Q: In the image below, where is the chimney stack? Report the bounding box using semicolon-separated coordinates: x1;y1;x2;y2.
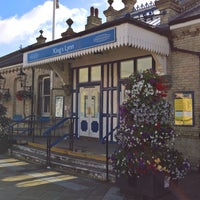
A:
155;0;181;24
85;7;102;30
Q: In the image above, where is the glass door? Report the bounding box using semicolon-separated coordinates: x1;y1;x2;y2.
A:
79;86;100;138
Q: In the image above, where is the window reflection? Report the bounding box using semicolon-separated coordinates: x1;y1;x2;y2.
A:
120;60;134;78
91;66;101;81
79;68;88;82
137;57;152;72
80;88;99;118
42;77;50;115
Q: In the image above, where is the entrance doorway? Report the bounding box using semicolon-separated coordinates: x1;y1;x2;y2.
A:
79;86;100;138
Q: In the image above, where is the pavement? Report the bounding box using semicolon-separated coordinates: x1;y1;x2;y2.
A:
3;135;200;200
0;153;124;200
0;153;200;200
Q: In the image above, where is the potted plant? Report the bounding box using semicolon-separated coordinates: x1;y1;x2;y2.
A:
111;70;190;199
16;90;32;101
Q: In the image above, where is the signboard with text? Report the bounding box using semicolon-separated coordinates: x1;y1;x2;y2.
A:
27;28;116;63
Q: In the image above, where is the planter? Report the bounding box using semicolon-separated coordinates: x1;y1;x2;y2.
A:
0;139;9;154
0;135;14;154
116;173;167;199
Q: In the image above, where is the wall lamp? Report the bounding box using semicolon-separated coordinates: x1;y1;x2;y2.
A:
17;68;27;88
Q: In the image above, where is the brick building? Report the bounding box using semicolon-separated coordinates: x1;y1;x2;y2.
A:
0;0;199;167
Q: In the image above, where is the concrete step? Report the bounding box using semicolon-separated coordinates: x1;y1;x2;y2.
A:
11;144;115;182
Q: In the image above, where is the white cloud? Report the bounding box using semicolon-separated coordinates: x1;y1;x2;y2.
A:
112;0;124;10
0;0;88;55
0;0;155;56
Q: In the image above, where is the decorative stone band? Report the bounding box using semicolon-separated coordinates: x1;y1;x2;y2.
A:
23;23;169;68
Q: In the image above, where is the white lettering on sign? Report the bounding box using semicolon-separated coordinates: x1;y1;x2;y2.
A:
93;34;110;43
53;44;75;55
29;52;39;60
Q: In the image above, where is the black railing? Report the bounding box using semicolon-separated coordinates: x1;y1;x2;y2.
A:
6;115;36;153
102;126;119;182
42;116;78;168
9;114;35;137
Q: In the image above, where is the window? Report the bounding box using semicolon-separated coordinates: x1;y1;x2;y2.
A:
120;56;154;79
79;68;88;82
120;56;154;106
42;77;50;116
137;57;153;72
120;60;134;78
91;65;101;81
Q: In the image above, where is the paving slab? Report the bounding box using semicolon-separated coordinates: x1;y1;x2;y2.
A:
0;154;125;200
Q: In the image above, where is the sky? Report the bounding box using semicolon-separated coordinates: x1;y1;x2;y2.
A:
0;0;155;57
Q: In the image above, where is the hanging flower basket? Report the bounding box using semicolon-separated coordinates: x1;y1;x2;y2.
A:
16;90;32;101
2;91;11;101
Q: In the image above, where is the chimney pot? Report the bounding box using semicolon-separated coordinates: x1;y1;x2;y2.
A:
95;8;99;17
90;7;94;16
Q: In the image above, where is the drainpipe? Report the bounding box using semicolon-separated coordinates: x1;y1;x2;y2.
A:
199;55;200;173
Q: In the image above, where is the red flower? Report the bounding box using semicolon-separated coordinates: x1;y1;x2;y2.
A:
16;95;22;101
160;93;167;97
155;82;167;91
155;123;160;129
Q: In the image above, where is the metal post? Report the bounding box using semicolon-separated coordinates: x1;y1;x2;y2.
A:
69;118;74;151
50;0;56;114
10;126;14;154
106;134;109;182
46;132;51;168
52;0;56;40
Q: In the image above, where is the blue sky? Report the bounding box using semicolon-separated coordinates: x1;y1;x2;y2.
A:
0;0;153;57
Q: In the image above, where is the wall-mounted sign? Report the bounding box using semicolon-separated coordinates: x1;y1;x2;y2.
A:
27;28;116;63
174;92;194;126
55;96;64;118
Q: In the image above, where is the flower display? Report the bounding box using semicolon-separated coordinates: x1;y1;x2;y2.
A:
0;91;11;101
111;70;190;181
16;90;32;101
3;91;11;101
